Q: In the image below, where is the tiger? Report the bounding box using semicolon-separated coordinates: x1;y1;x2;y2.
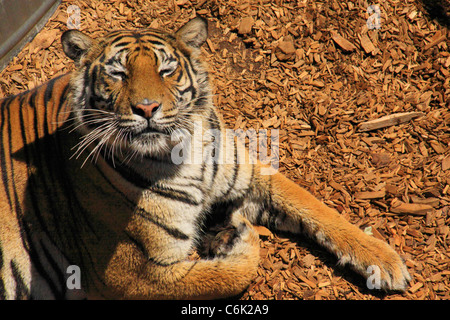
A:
0;17;411;299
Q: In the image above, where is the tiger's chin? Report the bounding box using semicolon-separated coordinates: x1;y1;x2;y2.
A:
128;133;171;157
120;131;186;164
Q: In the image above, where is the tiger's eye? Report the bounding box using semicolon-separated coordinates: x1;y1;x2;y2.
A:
109;70;127;81
159;62;178;77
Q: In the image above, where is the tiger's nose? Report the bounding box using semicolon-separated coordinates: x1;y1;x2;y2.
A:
133;100;161;119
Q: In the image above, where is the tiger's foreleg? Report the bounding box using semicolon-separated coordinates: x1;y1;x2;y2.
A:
104;213;260;299
246;163;411;291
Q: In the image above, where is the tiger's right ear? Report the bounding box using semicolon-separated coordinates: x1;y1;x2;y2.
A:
61;30;94;64
176;17;208;51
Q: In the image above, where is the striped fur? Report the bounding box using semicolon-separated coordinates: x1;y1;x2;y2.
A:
0;18;410;299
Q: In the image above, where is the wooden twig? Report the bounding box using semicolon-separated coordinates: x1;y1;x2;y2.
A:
357;112;425;132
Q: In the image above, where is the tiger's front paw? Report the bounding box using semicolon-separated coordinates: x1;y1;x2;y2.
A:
343;237;411;291
206;226;239;256
227;213;261;257
200;213;260;258
368;241;411;291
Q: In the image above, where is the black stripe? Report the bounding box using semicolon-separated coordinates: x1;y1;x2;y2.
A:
10;260;30;299
105;32;127;42
43;76;57;109
209;111;221;186
0;98;14;210
99;53;106;63
114;47;132;57
135;208;190;240
255;205;264;226
0;241;5;299
0;278;5;299
146;256;178;267
42;74;68;121
248;162;255;191
112;40;133;49
0;240;3;269
20;223;61;299
91;65;99;91
200;161;207;186
38;238;66;297
141;45;153;53
175;68;184;82
145;31;175;41
178;85;196;98
172;49;183;61
8;95;27;220
124;231;179;267
194;96;208;108
140;44;155;53
43;79;56;136
105;55;121;66
124;231;147;257
80;62;92;103
149;186;202;206
156;114;177;122
28;88;38;109
158;180;204;195
147;39;170;47
222;142;239;198
179;59;197;97
57;85;70;113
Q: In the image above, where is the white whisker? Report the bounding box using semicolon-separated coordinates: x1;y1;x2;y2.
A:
79;122;119;168
70;121;118;165
68;117;115;133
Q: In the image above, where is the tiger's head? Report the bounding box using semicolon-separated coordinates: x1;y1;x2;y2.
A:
61;17;211;163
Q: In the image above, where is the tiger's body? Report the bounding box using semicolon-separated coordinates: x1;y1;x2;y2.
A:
0;18;410;299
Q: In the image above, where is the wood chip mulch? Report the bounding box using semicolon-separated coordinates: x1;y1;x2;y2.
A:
0;0;448;300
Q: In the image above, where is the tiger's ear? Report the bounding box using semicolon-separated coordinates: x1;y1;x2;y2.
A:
61;30;94;64
175;17;208;50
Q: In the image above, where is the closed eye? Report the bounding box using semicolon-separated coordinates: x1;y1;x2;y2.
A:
105;63;128;81
109;70;127;81
159;60;178;77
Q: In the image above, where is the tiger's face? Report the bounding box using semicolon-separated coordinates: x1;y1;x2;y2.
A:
62;18;211;162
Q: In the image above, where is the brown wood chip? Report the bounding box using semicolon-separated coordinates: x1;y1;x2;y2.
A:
331;31;356;52
357;112;425;132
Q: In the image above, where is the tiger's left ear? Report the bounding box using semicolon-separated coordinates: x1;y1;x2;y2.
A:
61;30;94;65
176;17;208;50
